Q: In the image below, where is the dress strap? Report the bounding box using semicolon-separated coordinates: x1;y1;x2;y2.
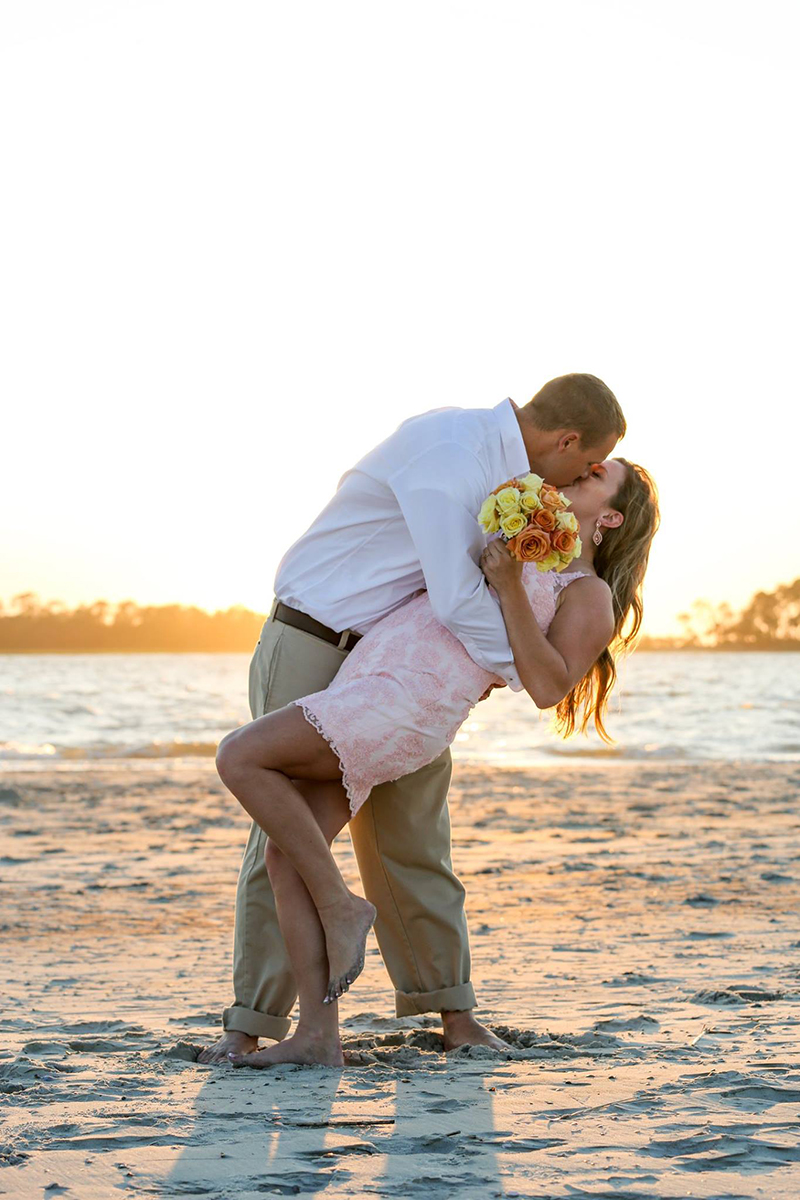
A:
553;568;592;587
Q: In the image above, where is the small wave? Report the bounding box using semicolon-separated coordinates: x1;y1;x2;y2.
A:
540;744;625;759
0;740;219;761
127;741;218;759
0;742;58;759
539;743;690;760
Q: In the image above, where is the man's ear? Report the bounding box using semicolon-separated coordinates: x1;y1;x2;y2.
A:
558;430;580;451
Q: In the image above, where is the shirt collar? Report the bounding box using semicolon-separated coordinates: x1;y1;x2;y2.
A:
494;397;530;477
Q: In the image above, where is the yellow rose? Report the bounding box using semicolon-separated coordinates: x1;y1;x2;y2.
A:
499;511;527;538
478;494;500;534
520;489;542;512
555;510;578;533
573;534;582;558
535;549;563;573
518;472;544;493
495;486;521;513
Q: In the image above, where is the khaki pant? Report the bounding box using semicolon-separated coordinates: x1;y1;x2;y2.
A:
222;603;476;1040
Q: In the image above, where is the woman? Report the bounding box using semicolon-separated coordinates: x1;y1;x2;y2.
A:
215;457;659;1067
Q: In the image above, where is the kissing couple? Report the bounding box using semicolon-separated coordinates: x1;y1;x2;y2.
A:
200;373;659;1068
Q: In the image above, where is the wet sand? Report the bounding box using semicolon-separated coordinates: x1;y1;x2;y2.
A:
2;759;800;1198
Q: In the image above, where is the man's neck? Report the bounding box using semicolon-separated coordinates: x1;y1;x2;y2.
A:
510;400;548;477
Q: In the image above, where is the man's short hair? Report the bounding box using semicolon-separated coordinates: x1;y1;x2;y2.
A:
525;374;626;446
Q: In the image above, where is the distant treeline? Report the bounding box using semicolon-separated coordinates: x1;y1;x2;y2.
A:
0;593;267;652
1;578;798;652
639;576;800;651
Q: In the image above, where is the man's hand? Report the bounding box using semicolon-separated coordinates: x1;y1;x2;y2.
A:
477;681;507;702
479;538;523;592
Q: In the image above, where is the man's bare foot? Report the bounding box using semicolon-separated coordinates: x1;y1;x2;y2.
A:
319;893;376;1004
198;1029;259;1065
441;1010;509;1053
228;1030;344;1068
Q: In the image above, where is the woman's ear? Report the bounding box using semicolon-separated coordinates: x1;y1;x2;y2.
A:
602;509;624;530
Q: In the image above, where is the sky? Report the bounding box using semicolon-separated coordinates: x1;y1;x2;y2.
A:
2;0;798;636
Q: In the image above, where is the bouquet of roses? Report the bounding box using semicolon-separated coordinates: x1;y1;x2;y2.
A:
477;473;582;571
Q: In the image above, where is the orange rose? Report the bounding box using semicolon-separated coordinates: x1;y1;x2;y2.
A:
552;529;577;555
508;525;551;562
532;508;557;531
492;478;520;495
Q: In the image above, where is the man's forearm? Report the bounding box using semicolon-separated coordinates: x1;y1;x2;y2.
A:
429;588;523;690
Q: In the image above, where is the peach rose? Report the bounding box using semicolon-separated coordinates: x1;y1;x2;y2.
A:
552;529;577;555
532;508;557;531
540;488;569;511
508;525;551;562
492;478;521;495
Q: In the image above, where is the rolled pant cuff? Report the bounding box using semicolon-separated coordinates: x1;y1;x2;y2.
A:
223;1004;292;1042
394;981;477;1017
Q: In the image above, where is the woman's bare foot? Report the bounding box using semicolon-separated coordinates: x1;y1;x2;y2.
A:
198;1029;259;1065
319;893;377;1005
228;1030;344;1068
441;1010;509;1053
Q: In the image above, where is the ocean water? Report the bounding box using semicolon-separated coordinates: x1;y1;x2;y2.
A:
0;651;798;770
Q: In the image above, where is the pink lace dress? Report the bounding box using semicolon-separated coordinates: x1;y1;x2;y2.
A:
293;566;591;816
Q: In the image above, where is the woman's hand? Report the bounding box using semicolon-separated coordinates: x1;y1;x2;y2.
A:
479;538;523;592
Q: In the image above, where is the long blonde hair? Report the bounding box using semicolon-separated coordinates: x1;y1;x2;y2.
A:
554;457;660;743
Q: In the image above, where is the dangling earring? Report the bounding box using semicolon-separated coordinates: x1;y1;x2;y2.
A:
592;520;604;547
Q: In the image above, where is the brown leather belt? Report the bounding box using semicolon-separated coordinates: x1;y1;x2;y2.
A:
273;601;362;652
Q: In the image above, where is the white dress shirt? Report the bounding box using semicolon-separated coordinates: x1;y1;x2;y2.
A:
273;397;531;690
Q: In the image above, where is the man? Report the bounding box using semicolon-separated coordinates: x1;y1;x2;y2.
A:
200;372;625;1064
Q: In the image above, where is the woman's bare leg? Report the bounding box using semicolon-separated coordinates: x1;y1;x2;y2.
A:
216;705;376;1003
228;780;353;1068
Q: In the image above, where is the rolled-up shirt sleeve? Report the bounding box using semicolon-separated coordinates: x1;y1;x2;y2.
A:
388;441;523;691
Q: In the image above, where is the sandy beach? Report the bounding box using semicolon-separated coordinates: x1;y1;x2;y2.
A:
2;758;800;1198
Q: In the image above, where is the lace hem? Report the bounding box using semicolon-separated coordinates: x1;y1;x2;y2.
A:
292;699;365;818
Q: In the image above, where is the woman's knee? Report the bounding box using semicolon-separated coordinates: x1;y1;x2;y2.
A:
216;729;251;790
